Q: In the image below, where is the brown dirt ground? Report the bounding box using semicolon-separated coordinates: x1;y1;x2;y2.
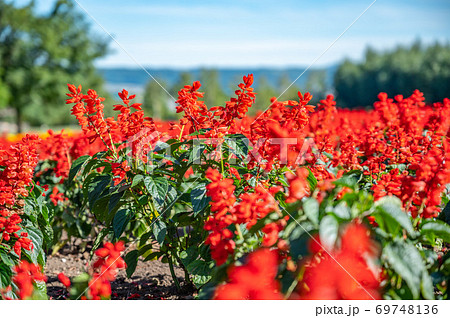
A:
45;243;196;300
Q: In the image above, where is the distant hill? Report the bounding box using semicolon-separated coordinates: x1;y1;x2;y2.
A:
99;66;338;97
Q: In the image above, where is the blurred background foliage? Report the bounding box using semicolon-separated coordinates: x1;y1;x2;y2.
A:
0;0;108;131
334;41;450;108
0;0;449;130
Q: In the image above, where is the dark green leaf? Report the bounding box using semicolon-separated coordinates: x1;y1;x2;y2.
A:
188;143;205;164
113;209;132;238
191;183;211;216
0;264;12;290
306;168;318;192
144;176;169;209
87;175;112;207
186;259;214;288
333;171;361;189
225;134;249;159
152;220;167;245
68;155;90;183
125;250;139;278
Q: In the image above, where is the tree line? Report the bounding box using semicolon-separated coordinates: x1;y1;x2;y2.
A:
334;41;450;108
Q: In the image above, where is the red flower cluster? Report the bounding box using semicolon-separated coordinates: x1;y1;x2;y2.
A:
0;134;39;207
89;241;126;300
176;75;256;139
285;167;310;203
250;91;315;170
0;135;39;259
37;130;71;179
67;84;117;149
205;167;282;264
176;81;208;132
0;213;33;258
296;223;381;300
12;261;47;300
214;74;255;129
214;249;282;300
57;241;126;300
204;168;237;265
328;91;450;218
49;186;66;206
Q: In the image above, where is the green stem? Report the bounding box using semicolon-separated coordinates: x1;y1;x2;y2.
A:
178;125;185;141
220;145;225;175
174;253;194;288
168;254;181;291
235;224;244;241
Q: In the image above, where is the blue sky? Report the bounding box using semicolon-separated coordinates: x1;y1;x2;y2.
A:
13;0;450;68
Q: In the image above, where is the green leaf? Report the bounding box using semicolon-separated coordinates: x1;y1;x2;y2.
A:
188;128;209;136
152;220;167;245
33;280;48;300
0;251;14;267
0;263;12;290
138;230;153;248
191;183;211;216
143;251;163;262
319;215;338;251
288;225;313;259
92;229;110;255
306;168;318;192
421;220;450;243
374;196;415;237
24;226;44;265
225;134;249;159
421;270;434;300
109;191;124;214
383;240;426;299
144;176;169;209
68;155;90;183
113;209;132;238
333;202;351;220
92;195;112;224
188;143;206;164
180;247;198;267
303;198;319;226
186;259;214;288
138;243;153;257
333;171;361;190
124;250;139;278
131;174;144;188
87;175;112;208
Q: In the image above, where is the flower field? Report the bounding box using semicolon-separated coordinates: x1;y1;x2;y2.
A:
0;74;449;300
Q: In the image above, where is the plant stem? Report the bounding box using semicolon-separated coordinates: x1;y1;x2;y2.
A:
168;254;181;291
174;253;194;288
178;125;185;141
235;224;244;241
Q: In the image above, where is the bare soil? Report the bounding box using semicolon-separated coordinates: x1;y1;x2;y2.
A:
45;244;196;300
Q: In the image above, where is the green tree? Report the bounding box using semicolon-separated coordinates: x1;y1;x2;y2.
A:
199;69;227;107
253;76;277;115
278;72;301;102
334;41;450;108
0;0;108;131
143;79;174;120
170;71;193;97
304;69;327;103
